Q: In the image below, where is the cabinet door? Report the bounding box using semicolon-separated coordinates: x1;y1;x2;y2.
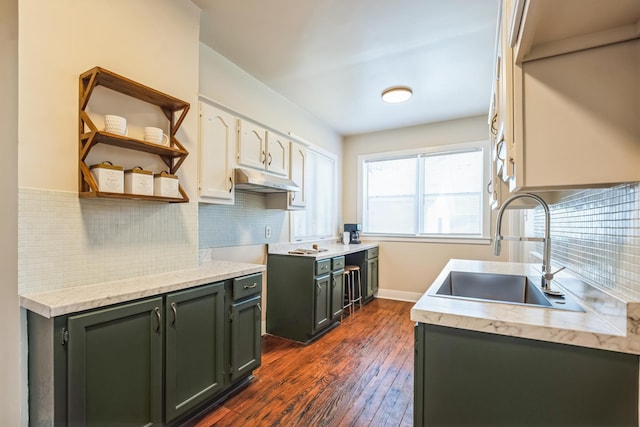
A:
367;258;379;298
313;275;331;332
331;270;345;320
165;282;225;422
265;132;290;176
289;142;306;208
67;297;163;427
237;120;266;171
230;294;262;382
198;102;236;204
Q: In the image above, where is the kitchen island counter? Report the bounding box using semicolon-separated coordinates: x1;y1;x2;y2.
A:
20;259;265;318
268;241;378;259
411;259;640;355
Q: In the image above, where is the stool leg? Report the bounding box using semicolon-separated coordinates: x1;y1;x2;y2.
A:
356;269;363;309
343;272;352;317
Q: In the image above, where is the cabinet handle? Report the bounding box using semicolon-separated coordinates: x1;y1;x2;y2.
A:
268;153;273;166
291;193;296;201
487;180;493;195
244;283;258;289
257;303;262;313
491;113;498;136
228;176;233;193
154;307;161;333
170;302;177;326
261;150;266;164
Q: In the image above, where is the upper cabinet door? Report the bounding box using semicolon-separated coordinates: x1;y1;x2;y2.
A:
265;132;290;177
237;120;267;171
289;142;306;208
198;101;235;205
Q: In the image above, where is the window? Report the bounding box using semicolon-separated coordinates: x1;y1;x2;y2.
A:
359;141;490;239
292;148;337;240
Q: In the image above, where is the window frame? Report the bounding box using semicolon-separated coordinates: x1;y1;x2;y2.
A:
291;144;338;242
357;140;491;244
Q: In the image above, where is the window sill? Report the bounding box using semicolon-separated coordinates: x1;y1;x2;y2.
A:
361;234;491;245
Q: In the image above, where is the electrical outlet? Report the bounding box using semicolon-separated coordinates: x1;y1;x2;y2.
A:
265;226;272;238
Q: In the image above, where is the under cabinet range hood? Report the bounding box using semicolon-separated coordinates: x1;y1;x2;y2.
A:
234;168;300;193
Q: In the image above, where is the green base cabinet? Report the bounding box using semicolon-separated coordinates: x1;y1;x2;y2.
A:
414;323;639;426
230;293;262;382
267;255;344;343
27;273;263;427
344;247;378;303
67;297;164;427
165;283;225;423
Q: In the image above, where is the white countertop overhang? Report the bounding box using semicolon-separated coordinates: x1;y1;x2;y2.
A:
412;259;640;355
20;259;266;318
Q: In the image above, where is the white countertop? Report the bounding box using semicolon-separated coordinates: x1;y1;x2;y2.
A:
411;259;640;355
20;259;266;318
268;241;378;259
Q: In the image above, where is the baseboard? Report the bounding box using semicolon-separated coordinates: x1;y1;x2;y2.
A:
376;288;423;303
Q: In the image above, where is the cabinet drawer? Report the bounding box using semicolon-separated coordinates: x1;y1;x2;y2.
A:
233;273;263;300
332;256;345;271
316;259;331;275
366;247;379;259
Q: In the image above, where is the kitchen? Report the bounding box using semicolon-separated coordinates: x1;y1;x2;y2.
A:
2;0;640;426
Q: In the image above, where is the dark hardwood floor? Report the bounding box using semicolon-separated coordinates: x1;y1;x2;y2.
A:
194;298;415;427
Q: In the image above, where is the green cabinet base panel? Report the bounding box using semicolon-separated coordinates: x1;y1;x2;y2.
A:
27;273;263;427
414;323;639;426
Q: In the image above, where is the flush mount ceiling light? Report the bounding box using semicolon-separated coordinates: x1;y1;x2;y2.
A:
381;86;413;103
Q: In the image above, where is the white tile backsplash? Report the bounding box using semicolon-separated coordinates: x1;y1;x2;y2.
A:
18;188;198;293
533;183;640;300
199;190;286;248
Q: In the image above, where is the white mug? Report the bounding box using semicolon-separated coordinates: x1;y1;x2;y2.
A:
143;126;169;146
104;115;127;136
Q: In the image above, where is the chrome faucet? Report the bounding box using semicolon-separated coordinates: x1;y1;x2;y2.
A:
494;193;565;294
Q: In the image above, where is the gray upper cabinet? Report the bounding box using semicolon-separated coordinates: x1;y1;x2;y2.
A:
165;282;225;423
67;297;163;427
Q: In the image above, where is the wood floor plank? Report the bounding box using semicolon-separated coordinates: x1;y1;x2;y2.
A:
193;298;414;427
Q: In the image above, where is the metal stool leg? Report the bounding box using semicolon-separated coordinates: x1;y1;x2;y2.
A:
343;271;353;317
349;269;362;311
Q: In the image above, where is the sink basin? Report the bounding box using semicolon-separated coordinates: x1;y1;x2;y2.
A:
434;271;584;312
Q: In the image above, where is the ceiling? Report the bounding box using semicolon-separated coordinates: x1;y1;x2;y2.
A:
193;0;501;136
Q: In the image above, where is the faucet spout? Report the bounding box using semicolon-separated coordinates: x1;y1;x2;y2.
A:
494;193;555;290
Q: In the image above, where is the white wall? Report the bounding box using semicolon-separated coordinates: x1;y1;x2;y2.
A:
343;116;508;298
0;0;20;424
19;0;200;195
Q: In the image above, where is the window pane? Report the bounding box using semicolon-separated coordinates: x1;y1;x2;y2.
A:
422;150;483;234
423;194;481;234
364;158;416;234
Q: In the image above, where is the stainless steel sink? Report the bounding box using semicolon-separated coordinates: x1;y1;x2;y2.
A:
434;271;584;312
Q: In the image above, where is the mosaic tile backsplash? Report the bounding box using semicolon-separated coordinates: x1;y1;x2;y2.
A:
533;183;640;300
18;188;198;293
199;190;286;248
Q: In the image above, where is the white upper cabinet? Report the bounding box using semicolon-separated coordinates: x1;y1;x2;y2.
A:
265;132;290;177
514;0;640;64
288;141;306;209
237;120;267;171
237;120;289;177
198;101;236;205
265;140;306;210
491;0;640;192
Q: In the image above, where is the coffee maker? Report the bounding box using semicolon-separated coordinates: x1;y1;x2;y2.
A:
344;223;362;244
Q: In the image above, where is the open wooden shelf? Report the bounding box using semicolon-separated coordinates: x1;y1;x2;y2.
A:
79;67;190;203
